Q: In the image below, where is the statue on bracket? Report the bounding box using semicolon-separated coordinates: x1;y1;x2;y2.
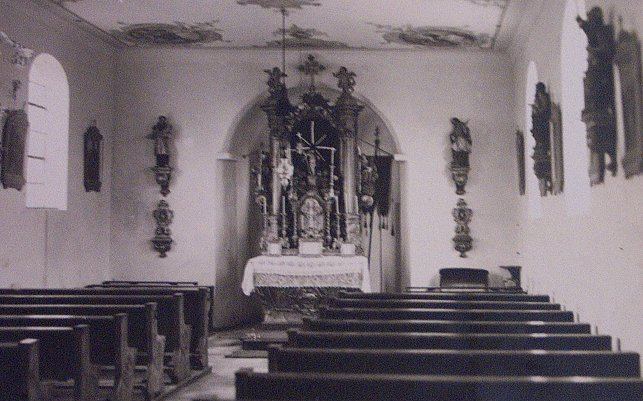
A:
83;122;103;192
147;116;173;196
531;82;553;196
449;118;472;195
151;199;173;258
452;198;473;258
578;7;618;185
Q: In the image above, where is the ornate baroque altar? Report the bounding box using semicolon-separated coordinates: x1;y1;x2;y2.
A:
243;55;375;316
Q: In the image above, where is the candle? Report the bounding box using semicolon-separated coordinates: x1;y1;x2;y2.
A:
282;195;286;215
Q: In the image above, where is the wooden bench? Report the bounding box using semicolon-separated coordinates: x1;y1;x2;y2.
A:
0;293;191;383
319;307;575;322
0;325;98;401
303;318;592;334
98;282;216;333
329;298;561;310
286;330;613;351
0;339;41;401
268;346;641;377
0;314;136;401
235;370;643;401
338;291;550;302
0;303;165;397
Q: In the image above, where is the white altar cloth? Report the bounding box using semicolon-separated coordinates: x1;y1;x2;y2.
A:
241;255;371;296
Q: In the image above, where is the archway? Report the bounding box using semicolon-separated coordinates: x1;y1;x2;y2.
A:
221;85;404;292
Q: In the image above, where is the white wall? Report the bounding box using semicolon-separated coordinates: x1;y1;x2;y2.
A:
112;48;519;327
0;0;116;287
509;0;643;355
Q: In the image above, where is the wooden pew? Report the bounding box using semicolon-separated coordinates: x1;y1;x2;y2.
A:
0;339;41;401
268;346;641;377
0;314;136;401
286;329;613;351
329;298;561;310
235;369;643;401
95;282;216;335
0;287;210;369
303;318;592;334
0;303;164;397
338;291;550;302
0;293;191;381
319;307;575;322
0;325;99;401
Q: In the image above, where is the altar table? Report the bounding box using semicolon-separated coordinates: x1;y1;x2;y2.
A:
242;255;371;295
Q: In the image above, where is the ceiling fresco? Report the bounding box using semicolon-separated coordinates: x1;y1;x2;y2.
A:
50;0;509;49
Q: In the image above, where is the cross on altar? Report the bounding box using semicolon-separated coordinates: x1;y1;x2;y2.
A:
298;55;326;90
293;120;337;192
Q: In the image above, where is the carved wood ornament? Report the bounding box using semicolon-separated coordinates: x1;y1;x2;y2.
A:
578;7;618;185
452;198;473;258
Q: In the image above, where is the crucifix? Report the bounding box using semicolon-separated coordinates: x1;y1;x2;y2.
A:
298;54;325;90
294;120;337;191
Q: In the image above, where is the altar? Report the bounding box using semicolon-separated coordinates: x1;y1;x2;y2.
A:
242;255;371;315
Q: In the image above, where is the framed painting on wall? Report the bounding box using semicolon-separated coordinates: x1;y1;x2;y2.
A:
516;130;526;195
550;101;564;195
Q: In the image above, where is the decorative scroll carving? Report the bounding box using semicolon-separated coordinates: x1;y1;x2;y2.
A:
452;198;473;258
516;130;526;196
614;27;642;178
147;116;173;196
151;200;174;258
449;118;472;195
83;123;103;192
578;7;618;185
253;286;360;316
531;82;552;196
550;102;564;195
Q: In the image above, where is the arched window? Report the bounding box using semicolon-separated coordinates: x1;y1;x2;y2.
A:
26;53;69;210
525;60;542;218
561;0;590;214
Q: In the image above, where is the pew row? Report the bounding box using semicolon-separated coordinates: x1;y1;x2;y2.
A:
0;325;98;401
0;314;136;401
328;298;561;310
0;303;165;397
285;329;612;351
319;307;575;321
0;339;41;401
267;346;641;377
338;291;550;302
235;370;643;401
0;286;209;369
302;318;592;334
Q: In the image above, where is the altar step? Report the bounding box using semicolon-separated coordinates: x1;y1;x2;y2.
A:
241;331;288;351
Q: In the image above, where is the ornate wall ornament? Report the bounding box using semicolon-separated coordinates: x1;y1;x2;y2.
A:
265;24;350;49
152;200;174;258
550;102;564;195
147;116;173;196
449;118;472;195
111;21;225;46
452;198;473;258
516;130;526;195
531;82;553;196
614;27;642;178
83;122;103;192
578;7;618;185
370;23;492;49
237;0;321;11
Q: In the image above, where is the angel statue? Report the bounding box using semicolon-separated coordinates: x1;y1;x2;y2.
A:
147;116;173;167
449;117;472;167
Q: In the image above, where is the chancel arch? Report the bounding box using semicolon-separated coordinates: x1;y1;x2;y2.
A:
220;84;404;293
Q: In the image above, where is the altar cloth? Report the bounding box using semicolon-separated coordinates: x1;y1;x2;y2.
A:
241;255;371;296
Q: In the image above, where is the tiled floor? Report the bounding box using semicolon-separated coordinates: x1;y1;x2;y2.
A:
164;330;268;401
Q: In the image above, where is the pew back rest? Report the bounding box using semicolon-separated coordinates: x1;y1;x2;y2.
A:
0;339;40;401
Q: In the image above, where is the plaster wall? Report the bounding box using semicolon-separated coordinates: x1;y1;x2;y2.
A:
509;0;643;355
0;0;116;288
112;48;519;327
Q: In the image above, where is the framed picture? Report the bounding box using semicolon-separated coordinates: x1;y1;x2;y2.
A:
550;101;564;195
516;130;526;195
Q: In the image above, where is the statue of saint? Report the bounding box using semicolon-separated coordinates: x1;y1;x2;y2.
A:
449;118;472;167
147;116;173;167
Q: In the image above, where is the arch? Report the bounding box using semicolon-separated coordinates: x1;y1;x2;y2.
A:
26;53;69;210
561;0;591;214
524;60;542;218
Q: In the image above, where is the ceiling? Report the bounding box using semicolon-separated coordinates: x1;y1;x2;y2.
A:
49;0;510;50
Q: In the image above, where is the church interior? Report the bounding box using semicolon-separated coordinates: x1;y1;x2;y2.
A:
0;0;641;400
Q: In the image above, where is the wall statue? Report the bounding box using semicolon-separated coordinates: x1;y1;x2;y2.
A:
531;82;552;196
578;7;618;185
449;117;472;195
83;122;103;192
147;116;174;196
